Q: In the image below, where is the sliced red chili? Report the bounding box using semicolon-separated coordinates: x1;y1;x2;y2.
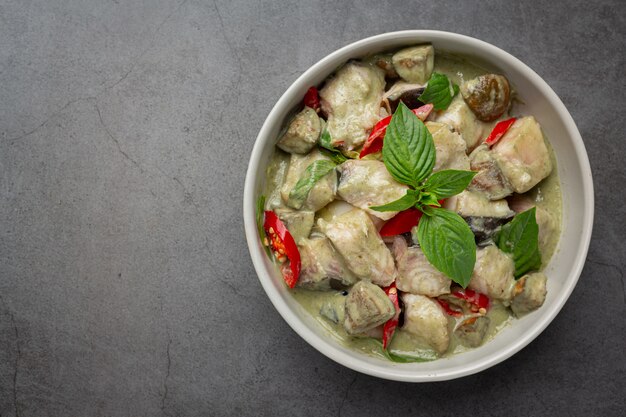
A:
485;117;516;147
359;104;434;158
263;211;301;288
451;288;490;311
436;299;463;318
379;199;444;237
382;283;400;350
380;208;423;237
303;86;320;111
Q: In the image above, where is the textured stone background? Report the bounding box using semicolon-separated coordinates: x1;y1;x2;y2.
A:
1;0;624;416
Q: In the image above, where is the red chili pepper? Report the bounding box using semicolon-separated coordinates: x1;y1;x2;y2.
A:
303;86;320;111
451;288;490;311
382;283;400;350
436;299;463;318
379;199;444;237
359;104;434;158
485;117;516;147
263;211;301;288
380;208;423;237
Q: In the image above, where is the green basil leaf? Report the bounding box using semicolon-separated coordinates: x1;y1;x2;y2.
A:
414;206;477;287
319;147;348;164
382;102;436;188
495;207;542;278
288;160;336;209
418;72;459;110
319;128;334;151
370;190;419;212
318;129;348;163
423;170;477;199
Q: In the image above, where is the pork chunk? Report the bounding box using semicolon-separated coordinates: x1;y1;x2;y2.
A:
274;208;314;243
401;293;450;354
425;122;471;172
446;191;515;219
320;63;385;150
434;95;490;152
318;208;397;286
393;237;451;296
297;237;357;290
491;116;552;193
337;160;409;221
468;245;517;301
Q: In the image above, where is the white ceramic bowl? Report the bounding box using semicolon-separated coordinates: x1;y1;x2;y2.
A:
243;30;594;382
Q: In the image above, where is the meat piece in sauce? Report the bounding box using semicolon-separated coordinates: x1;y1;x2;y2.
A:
319;62;385;150
280;149;336;211
468;144;514;200
401;293;450;354
434;95;490;152
491;116;553;194
318;208;397;286
297;236;357;290
276;106;322;154
344;281;395;335
468;245;517;301
337;160;409;221
393;237;451;297
510;272;548;317
391;45;434;84
425;122;471;172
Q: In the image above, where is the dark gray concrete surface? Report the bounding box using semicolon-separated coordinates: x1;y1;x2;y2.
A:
1;0;624;415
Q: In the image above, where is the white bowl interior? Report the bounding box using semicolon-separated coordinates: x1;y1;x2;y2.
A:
243;31;594;382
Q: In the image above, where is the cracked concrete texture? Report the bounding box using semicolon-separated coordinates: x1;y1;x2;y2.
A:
0;0;625;416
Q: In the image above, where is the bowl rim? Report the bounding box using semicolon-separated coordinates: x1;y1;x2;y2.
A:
243;30;594;382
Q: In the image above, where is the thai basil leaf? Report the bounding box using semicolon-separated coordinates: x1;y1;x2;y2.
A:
414;206;476;287
495;207;542;278
288;160;336;209
423;170;477;199
370;190;419;212
319;129;347;163
382;103;436;188
418;72;459;110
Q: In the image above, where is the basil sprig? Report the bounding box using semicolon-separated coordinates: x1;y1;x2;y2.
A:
372;103;477;287
418;72;460;110
288;159;336;209
495;207;542;278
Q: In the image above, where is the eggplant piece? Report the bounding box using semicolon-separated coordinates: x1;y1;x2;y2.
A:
510;272;547;317
343;281;395;335
464;216;512;246
389;88;425;113
392;45;434;84
454;316;491;347
468;144;514;200
276;107;322;154
461;74;511;122
274;207;314;243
